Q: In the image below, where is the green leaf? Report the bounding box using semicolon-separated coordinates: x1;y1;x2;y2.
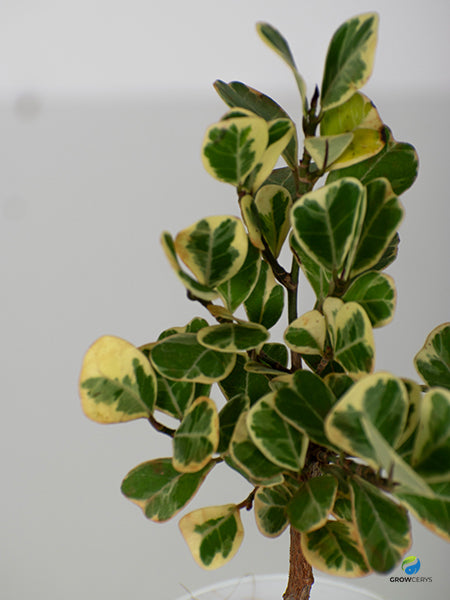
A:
218;354;271;405
412;388;450;482
179;504;244;570
394;489;450;542
197;322;269;353
371;232;400;272
161;231;217;301
173;397;219;473
265;167;298;200
230;411;284;486
202;115;268;186
256;22;307;112
349;178;404;277
343;271;396;328
327;127;418;196
254;184;292;257
254;480;298;538
290;234;331;302
284;310;326;355
217;242;261;312
250;119;295;192
80;336;157;423
150;333;236;383
332;302;375;373
304;133;354;171
247;393;309;471
321;13;379;111
395;378;422;449
213;80;298;169
350;478;411;573
302;520;370;577
154;374;195;420
324;373;357;400
288;475;338;532
325;372;408;467
414;323;450;389
121;458;214;522
320;92;385;170
291;178;366;276
175;216;248;289
218;394;249;454
275;370;336;448
244;261;284;329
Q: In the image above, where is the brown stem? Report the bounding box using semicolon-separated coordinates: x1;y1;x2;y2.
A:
283;528;314;600
148;414;176;437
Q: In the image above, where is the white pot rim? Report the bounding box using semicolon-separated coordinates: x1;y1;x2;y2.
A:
176;573;384;600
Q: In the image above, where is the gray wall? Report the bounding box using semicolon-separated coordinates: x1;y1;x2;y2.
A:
1;2;449;599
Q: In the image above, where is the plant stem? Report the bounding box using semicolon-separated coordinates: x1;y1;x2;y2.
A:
283;528;314;600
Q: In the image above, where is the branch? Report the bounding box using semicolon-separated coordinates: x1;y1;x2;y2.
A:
148;414;176;438
237;487;257;511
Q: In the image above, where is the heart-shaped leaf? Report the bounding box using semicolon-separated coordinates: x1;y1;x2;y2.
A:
179;504;244;570
288;475;338;532
254;479;299;538
244;261;284;329
80;336;157;423
333;302;375;373
284;310;327;355
217;242;261;312
254;184;292;257
197;322;269;353
343;271;396;328
414;323;450;389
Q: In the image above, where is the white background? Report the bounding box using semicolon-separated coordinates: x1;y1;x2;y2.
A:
1;1;449;599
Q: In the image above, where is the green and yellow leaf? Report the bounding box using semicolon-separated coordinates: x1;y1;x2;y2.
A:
291;178;366;276
350;477;411;573
80;336;157;423
333;302;375;374
197;322;269;353
394;488;450;542
288;475;338;532
304;133;353;171
150;333;236;383
247;393;309;471
301;520;370;577
179;504;244;570
217;242;261;312
175;216;248;289
244;261;284;329
254;480;298;538
343;271;396;328
254;184;292;257
250;119;295;191
121;458;214;522
321;13;379;111
414;323;450;389
284;310;326;355
202;116;268;186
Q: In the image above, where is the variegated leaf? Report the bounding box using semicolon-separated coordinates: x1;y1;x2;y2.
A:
197;322;269;353
250;119;295;192
179;504;244;570
284;310;326;355
154;374;195;420
288;475;338;532
343;271;396;328
333;302;375;374
244;261;284;329
161;231;217;301
275;370;336;449
247;393;309;471
394;489;450;542
412;388;450;482
302;520;370;577
291;178;366;276
173;397;219;473
217;242;261;312
218;354;271;404
150;333;236;383
327;127;418;196
254;480;298;538
325;372;408;466
256;22;307;112
230;412;284;486
414;323;450;389
218;394;249;454
350;477;411;573
80;336;157;423
395;378;422;449
213;80;298;169
290;234;331;302
121;458;214;522
254;184;292;257
175;216;248;288
349;178;404;277
321;13;379;111
202;116;268;186
304;133;353;171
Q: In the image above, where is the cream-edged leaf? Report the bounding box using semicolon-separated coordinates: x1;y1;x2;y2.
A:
197;322;269;353
284;310;326;355
414;323;450;389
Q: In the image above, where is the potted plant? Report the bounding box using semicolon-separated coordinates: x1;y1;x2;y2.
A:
79;12;449;600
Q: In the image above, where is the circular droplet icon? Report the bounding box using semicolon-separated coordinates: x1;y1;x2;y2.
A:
402;556;421;575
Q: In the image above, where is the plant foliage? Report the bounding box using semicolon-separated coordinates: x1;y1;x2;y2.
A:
80;12;449;585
